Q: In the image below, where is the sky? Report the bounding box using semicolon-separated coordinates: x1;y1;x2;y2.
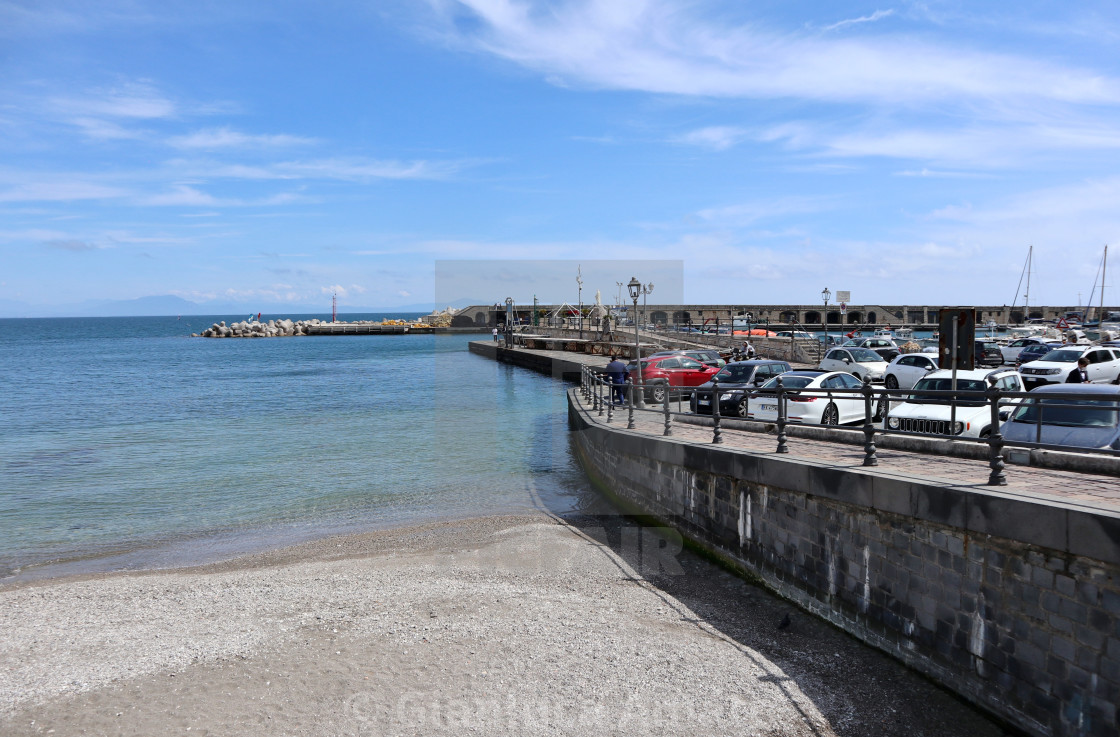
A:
2;0;1120;315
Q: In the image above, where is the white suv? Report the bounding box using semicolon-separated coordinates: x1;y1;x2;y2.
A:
1019;346;1120;390
884;368;1024;438
819;347;888;383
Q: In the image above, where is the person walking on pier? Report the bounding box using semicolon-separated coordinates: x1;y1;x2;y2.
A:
492;327;499;342
605;355;627;404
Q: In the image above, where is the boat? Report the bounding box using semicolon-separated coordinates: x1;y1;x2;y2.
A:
873;328;894;338
894;327;914;340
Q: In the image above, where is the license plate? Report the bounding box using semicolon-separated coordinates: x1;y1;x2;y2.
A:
698;399;710;405
761;404;777;412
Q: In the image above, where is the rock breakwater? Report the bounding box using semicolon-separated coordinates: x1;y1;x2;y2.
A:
194;319;317;338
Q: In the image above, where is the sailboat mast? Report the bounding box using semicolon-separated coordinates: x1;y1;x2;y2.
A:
1102;245;1108;321
1025;245;1032;317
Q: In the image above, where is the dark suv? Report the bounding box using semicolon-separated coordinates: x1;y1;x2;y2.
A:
690;360;792;416
975;340;1003;367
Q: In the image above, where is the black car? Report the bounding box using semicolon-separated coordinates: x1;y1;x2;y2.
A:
690;360;792;416
1016;342;1058;368
975;340;1003;367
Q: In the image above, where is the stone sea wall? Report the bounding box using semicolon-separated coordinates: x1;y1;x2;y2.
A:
568;390;1120;737
193;319;318;338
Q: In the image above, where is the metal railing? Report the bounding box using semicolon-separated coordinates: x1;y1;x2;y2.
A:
579;367;1120;485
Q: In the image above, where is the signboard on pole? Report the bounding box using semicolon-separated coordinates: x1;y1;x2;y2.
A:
938;308;976;371
836;291;851;303
840;302;847;315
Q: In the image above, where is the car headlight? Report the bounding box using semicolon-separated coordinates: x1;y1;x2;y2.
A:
1044;368;1062;375
886;417;900;429
952;421;964;434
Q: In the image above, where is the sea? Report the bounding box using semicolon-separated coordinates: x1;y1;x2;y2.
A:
0;315;595;582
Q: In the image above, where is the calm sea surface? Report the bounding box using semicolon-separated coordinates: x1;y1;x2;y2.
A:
0;315;593;580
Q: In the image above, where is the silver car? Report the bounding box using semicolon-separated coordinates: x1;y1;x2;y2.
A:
1002;384;1120;450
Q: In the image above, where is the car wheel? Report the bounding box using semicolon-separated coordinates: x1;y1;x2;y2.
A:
649;384;667;403
874;394;888;422
980;428;991;439
736;397;749;417
885;374;898;390
821;403;839;426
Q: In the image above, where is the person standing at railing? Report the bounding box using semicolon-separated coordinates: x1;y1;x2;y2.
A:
1066;357;1090;383
492;327;499;342
605;355;627;404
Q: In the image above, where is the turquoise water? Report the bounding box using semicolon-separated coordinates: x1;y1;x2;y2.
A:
0;316;590;579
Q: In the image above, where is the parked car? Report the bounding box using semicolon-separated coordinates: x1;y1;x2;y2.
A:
774;330;815;340
1019;346;1120;390
746;371;867;426
819;347;888;383
1015;342;1059;368
883;353;939;390
1001;384;1120;449
999;337;1061;365
839;336;900;361
974;340;1004;367
689;360;792;416
629;355;720;402
649;349;726;369
883;368;1024;438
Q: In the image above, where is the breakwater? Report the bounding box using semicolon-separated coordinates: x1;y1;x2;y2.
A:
567;390;1120;737
194;319;445;338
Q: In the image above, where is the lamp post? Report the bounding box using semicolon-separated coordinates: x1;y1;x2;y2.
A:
628;277;644;407
640;283;654;329
821;287;831;349
576;266;583;339
505;297;514;348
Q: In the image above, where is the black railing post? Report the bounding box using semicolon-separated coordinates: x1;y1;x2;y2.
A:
606;377;614;423
712;378;723;444
596;373;604;415
663;385;673;436
987;376;1007;486
862;376;879;466
627;377;636;429
776;376;789;453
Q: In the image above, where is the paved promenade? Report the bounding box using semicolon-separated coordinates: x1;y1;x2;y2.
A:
572;388;1120;515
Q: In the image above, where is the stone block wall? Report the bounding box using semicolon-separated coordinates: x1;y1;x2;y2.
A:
569;392;1120;737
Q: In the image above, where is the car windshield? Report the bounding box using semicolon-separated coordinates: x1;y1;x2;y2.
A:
715;365;758;382
908;378;988;405
849;349;882;362
1040;349;1082;363
761;375;814;390
1010;398;1120;428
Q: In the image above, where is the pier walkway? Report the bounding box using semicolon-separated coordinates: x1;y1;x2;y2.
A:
570;384;1120;516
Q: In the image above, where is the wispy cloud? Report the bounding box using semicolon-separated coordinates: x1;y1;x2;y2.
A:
43;238;99;252
674;126;749;151
50;81;176;119
821;9;895;33
168;127;318;149
0;181;129;203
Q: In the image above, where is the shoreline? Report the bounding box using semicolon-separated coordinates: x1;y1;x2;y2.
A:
1;512;1005;736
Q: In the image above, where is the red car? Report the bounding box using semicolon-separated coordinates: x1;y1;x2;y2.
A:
629;355;719;403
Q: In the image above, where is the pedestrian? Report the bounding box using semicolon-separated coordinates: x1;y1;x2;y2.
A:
605;354;627;404
492;326;499;342
746;341;756;359
1066;357;1090;383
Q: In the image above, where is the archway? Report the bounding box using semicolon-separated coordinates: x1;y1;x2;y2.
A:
827;311;842;324
650;311;667;325
847;311;862;324
780;311;798;324
804;311;821;324
867;311;877;324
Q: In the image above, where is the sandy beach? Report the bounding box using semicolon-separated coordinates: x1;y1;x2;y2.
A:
0;513;1006;736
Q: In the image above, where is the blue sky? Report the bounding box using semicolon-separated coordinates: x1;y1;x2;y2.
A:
2;1;1119;315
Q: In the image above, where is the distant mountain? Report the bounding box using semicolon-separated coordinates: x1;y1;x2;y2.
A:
0;294;496;318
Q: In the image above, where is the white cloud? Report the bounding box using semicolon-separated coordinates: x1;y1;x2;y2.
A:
821;10;895;33
51;82;176;119
168;128;317;149
439;0;1120;107
0;181;128;203
675;126;748;151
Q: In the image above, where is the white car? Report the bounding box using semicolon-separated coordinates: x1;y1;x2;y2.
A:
746;370;868;426
1019;346;1120;390
883;353;939;390
884;369;1024;438
999;337;1061;365
819;347;888;383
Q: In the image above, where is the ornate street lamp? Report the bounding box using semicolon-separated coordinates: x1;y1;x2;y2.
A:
821;287;831;349
576;266;583;339
628;277;644;407
505;296;514;347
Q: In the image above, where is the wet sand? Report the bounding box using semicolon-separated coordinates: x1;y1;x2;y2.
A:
0;513;1008;736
